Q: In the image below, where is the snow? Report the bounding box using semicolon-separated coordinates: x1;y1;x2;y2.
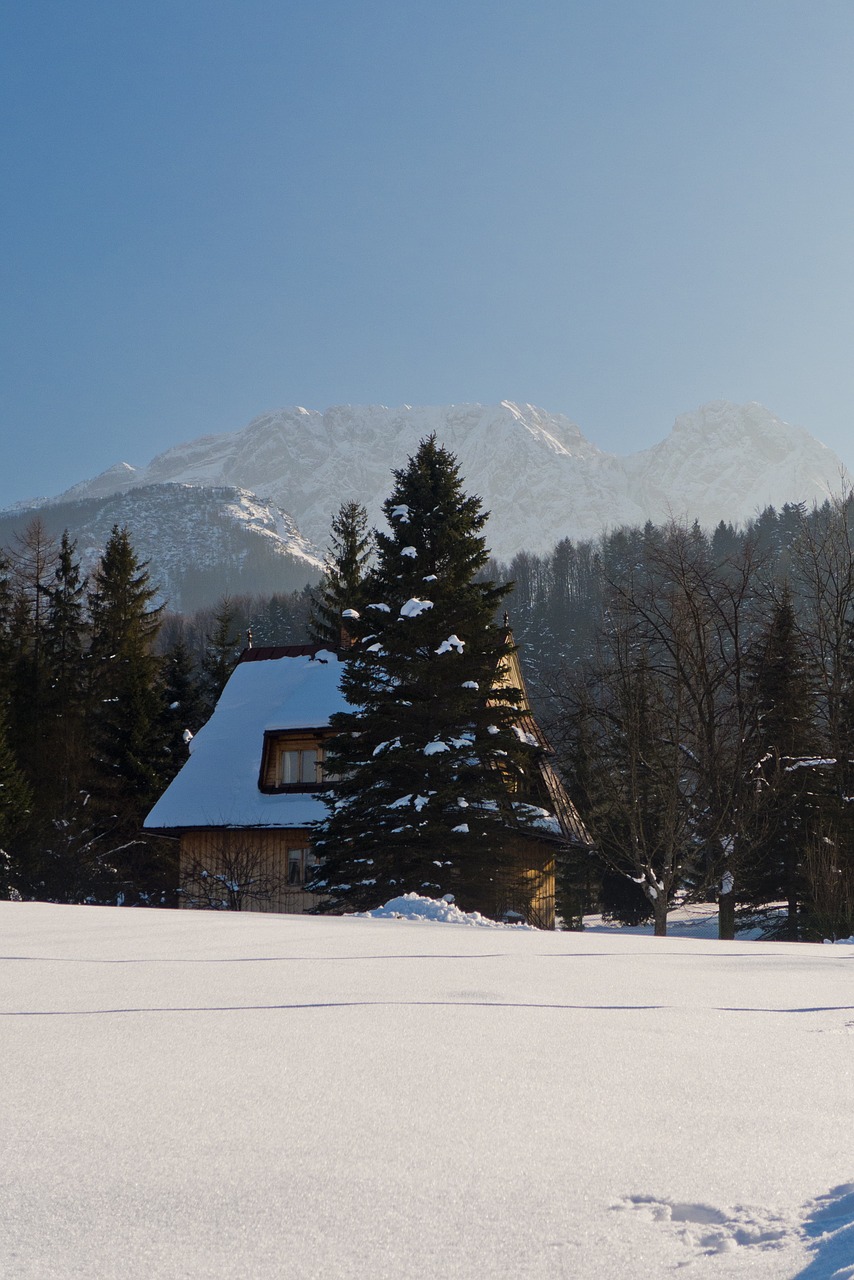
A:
36;401;850;563
423;741;449;755
360;893;524;926
435;634;465;655
399;597;434;618
401;546;417;558
3;899;854;1279
144;651;347;830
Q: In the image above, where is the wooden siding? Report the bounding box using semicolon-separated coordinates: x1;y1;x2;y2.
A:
491;835;556;930
179;826;555;926
179;828;324;914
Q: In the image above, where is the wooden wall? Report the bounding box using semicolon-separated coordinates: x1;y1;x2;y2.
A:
179;826;556;927
179;828;324;914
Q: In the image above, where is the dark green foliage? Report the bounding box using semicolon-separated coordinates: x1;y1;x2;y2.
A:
310;501;373;647
41;532;88;819
311;437;545;917
87;526;172;900
0;708;31;894
161;638;206;772
6;519;59;789
28;803;123;904
742;586;818;937
199;597;242;715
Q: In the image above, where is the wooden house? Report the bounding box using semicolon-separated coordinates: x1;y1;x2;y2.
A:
145;640;589;927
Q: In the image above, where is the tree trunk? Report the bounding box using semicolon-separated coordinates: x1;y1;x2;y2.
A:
718;889;735;940
651;893;668;936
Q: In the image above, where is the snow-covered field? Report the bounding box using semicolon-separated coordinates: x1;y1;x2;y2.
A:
2;900;853;1279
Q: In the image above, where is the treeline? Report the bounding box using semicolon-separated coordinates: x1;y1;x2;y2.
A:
542;499;854;940
5;495;854;940
496;504;808;695
0;518;312;904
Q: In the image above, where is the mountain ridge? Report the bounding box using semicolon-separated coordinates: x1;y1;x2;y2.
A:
5;400;848;587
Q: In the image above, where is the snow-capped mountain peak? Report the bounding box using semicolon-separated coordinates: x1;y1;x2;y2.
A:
8;400;848;566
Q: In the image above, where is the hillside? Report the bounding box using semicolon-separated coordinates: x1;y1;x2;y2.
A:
0;484;323;612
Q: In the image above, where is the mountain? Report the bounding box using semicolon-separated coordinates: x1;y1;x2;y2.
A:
0;485;323;613
3;401;846;610
625;401;848;532
33;400;846;563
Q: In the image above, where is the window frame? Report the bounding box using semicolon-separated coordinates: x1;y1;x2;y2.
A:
258;729;335;794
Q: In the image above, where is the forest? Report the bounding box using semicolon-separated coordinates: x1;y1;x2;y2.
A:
2;494;854;941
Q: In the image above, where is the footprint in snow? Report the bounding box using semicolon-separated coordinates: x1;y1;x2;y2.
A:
612;1194;793;1257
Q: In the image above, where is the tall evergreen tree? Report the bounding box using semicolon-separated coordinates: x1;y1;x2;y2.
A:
0;551;15;711
87;525;170;900
161;637;206;771
199;597;242;716
744;585;817;936
41;532;88;817
310;437;546;917
310;501;373;647
0;707;31;896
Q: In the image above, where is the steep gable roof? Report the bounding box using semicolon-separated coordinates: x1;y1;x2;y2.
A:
145;647;347;832
145;636;589;848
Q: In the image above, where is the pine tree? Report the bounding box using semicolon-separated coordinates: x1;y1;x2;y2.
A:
0;551;15;711
310;501;373;647
161;638;206;774
802;608;854;939
0;707;31;896
87;526;171;901
744;585;817;936
41;532;88;817
199;597;242;715
310;437;545;918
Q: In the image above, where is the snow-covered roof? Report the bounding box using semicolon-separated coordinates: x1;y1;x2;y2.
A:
145;648;348;832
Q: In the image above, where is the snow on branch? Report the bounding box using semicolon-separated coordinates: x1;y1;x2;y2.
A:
400;598;434;618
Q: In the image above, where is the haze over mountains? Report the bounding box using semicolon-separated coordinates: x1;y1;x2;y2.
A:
4;400;847;609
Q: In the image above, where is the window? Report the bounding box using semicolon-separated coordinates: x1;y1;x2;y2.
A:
287;847;315;886
259;732;335;794
279;748;320;787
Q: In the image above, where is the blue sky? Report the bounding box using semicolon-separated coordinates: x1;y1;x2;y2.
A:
2;0;854;507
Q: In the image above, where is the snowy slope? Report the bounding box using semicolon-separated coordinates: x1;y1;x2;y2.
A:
30;399;848;562
626;400;848;530
3;900;854;1279
0;484;323;611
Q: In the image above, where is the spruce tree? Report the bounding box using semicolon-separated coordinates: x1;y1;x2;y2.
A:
744;585;816;936
0;551;15;711
310;437;545;917
42;532;88;817
87;526;170;900
161;637;206;773
310;501;373;647
0;708;31;896
199;597;242;715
